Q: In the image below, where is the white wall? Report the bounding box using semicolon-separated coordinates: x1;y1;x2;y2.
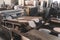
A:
4;0;16;5
53;0;60;3
18;0;24;6
4;0;11;5
0;0;4;5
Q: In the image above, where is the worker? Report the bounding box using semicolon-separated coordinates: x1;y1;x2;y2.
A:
49;2;59;18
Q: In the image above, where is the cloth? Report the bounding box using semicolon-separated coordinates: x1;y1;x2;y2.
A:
28;21;36;28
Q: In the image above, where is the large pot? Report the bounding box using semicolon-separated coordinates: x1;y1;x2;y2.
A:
0;27;11;40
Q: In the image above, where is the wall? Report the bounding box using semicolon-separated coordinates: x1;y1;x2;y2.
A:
39;0;50;7
18;0;24;6
0;0;4;5
4;0;16;5
53;0;60;3
4;0;11;5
